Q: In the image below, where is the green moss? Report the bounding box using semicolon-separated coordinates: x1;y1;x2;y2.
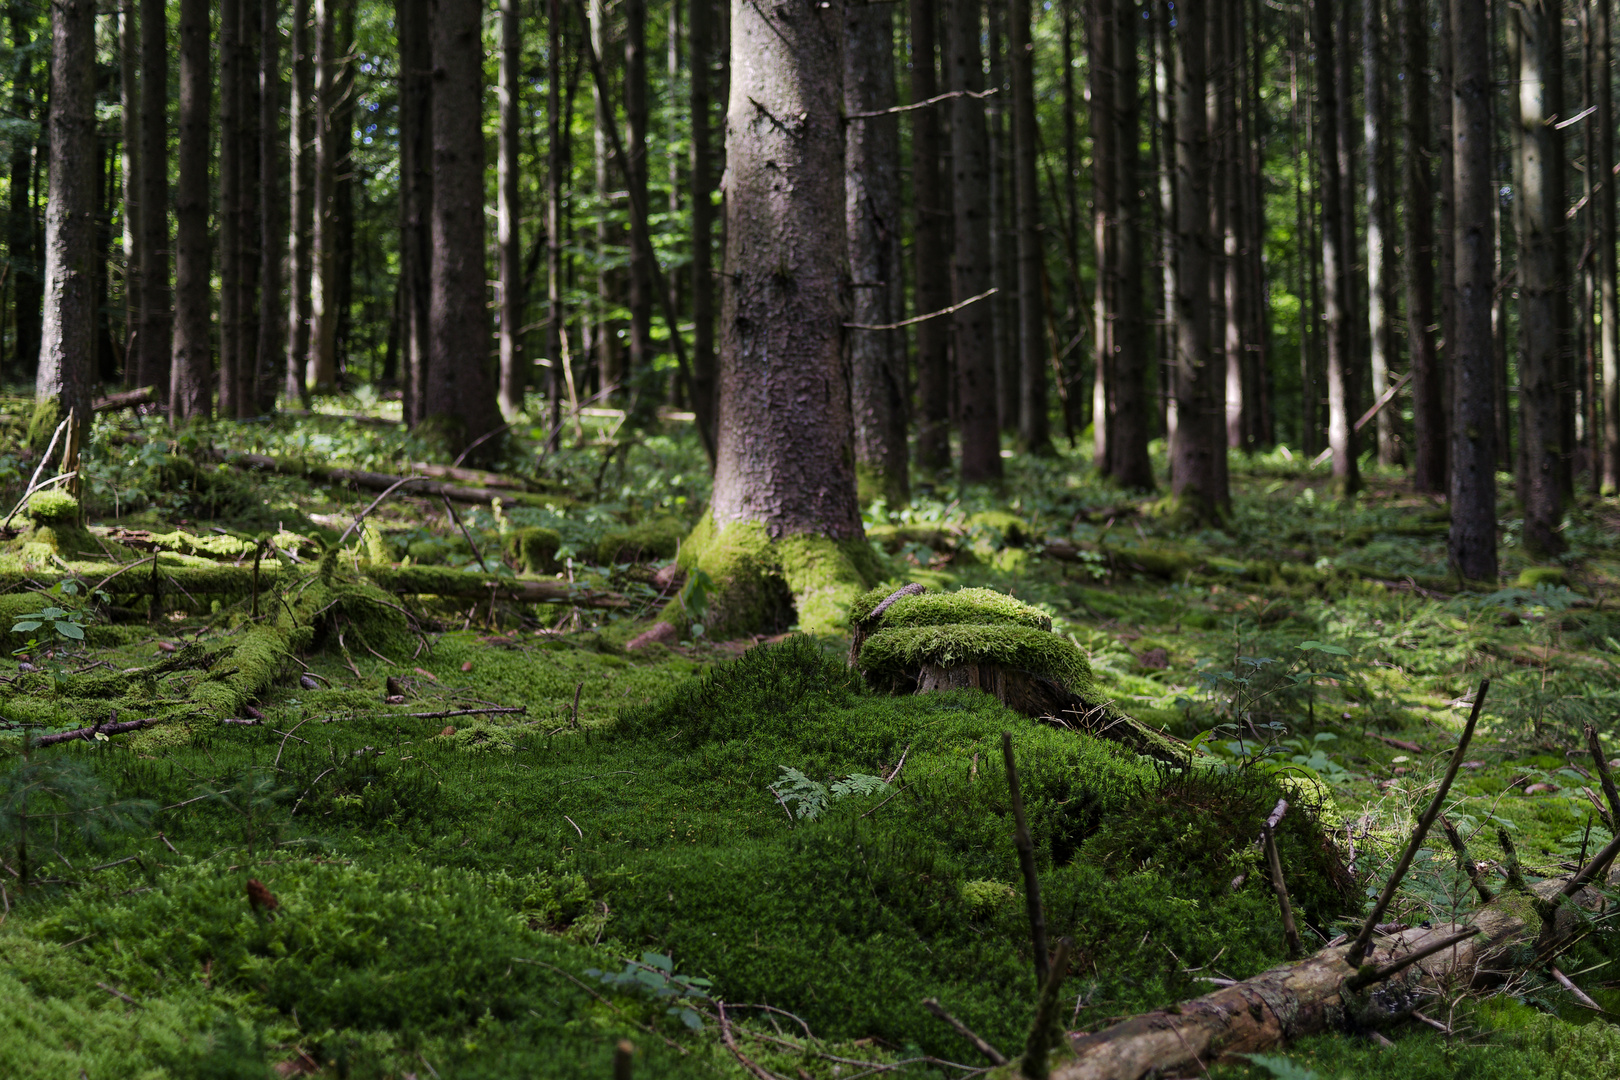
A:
504;526;561;573
1518;565;1568;589
857;624;1094;693
850;584;1053;632
662;514;881;638
594;516;686;565
22;489;78;524
967;509;1034;545
864;522;956;554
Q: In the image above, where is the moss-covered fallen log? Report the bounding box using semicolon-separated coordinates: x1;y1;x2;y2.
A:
209;450;563;507
1026;868;1619;1080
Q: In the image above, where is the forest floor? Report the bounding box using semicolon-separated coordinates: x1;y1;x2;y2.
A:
4;396;1620;1079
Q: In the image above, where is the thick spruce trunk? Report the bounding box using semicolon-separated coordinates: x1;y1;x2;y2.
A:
307;0;338;392
1365;0;1399;465
1315;0;1357;494
255;0;283;414
34;0;98;448
119;6;141;386
398;0;432;424
237;0;262;416
1600;0;1620;492
1009;0;1051;455
625;0;654;390
689;0;718;444
1109;0;1152;489
218;0;241;416
285;0;313;404
1403;0;1445;492
910;0;953;476
1450;0;1499;582
845;1;909;507
170;0;212;421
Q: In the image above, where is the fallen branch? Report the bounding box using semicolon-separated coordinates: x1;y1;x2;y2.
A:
923;997;1008;1066
33;716;155;747
1262;807;1303;958
385;706;527;720
93;386;157;413
210;449;558;507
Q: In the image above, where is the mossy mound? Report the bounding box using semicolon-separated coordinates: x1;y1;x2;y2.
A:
658;514;883;638
593;516;686;565
857;624;1093;694
504;526;561;573
1517;565;1567;589
22;489;79;525
849;584;1052;631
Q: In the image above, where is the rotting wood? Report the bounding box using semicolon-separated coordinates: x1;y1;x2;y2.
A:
33;716;156;747
208;449;561;506
1043;864;1620;1080
92;385;157;413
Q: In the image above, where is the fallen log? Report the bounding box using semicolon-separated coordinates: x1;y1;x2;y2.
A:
93;386;157;413
407;461;534;490
33;716;156;746
210;450;561;507
1042;865;1620;1080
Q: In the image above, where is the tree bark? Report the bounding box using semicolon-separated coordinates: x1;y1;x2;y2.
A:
712;0;860;538
846;1;909;507
498;0;525;419
285;0;313;404
910;0;953;475
1156;0;1175;448
1315;0;1358;494
1600;0;1620;492
1168;0;1224;520
590;0;620;391
1009;0;1051;455
625;0;654;391
1402;0;1444;492
331;0;355;380
1438;0;1457;490
218;0;242;416
549;0;568;434
7;10;42;384
1450;0;1499;583
255;0;283;414
426;0;501;456
1515;0;1569;557
34;0;97;449
1089;0;1116;472
399;0;432;423
307;0;338;393
1110;0;1152;490
237;0;262;416
1365;0;1399;465
119;5;141;387
689;0;718;446
989;0;1016;433
170;0;212;421
1222;0;1244;452
946;0;1003;482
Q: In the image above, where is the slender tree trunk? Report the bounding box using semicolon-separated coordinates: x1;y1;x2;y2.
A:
1206;0;1230;500
1451;0;1499;581
33;0;97;448
399;0;431;423
911;0;953;475
1157;0;1176;450
426;0;501;454
590;0;619;390
1365;0;1398;464
1600;0;1620;491
1514;0;1568;556
1245;0;1271;446
688;0;716;444
1222;0;1244;451
1402;0;1444;491
171;0;212;421
712;0;860;537
990;0;1017;432
8;10;42;383
285;0;313;404
1439;0;1458;487
1009;0;1052;454
625;0;653;389
668;0;681;217
1169;0;1224;519
1060;1;1079;436
256;0;282;413
498;0;524;418
1110;0;1152;489
846;1;909;507
307;0;337;392
135;0;168;397
120;6;141;387
1089;0;1116;471
549;0;567;433
218;0;241;416
237;0;261;415
1314;0;1358;493
946;0;1003;481
1290;27;1313;454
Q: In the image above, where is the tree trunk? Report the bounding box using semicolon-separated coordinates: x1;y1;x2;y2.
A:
285;0;313;404
1450;0;1499;583
910;0;953;476
1365;0;1398;465
1156;0;1176;449
255;0;283;414
590;0;620;391
426;0;501;455
1222;0;1244;452
307;0;337;393
1600;0;1620;492
688;0;718;446
1089;0;1116;472
1402;0;1444;492
1206;0;1231;500
1009;0;1051;455
218;0;241;417
170;0;212;421
237;0;262;416
946;0;1003;482
1515;0;1569;556
1438;0;1457;489
498;0;524;419
34;0;97;450
711;0;860;537
625;0;654;392
1110;0;1152;490
846;1;909;508
549;0;567;434
399;0;432;424
1168;0;1224;520
8;10;42;384
332;0;355;380
990;0;1017;433
119;6;141;387
1315;0;1358;494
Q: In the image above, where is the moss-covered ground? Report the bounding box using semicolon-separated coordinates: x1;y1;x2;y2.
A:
4;399;1620;1077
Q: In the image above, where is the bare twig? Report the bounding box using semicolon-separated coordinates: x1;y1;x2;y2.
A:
884;743;912;784
33;716;154;747
1019;938;1072;1079
440;495;490;572
96;981;141;1007
923;998;1008;1066
1348;679;1489;964
719;1002;783;1080
333;475;428;549
2;415;70;531
382;705;526;720
1586;724;1620;828
1440;813;1494;903
846;288;997;332
1550;965;1606;1011
1347;927;1481;991
1262;820;1303;958
273;714;315;768
846;85;997;119
1002;731;1049;991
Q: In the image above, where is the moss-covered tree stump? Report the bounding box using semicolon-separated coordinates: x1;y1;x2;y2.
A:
849;585;1186;762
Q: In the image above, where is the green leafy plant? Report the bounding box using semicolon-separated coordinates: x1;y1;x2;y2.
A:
10;604;88;645
768;766;889;821
585;952;712;1030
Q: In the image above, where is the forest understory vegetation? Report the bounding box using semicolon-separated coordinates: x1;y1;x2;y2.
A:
6;400;1620;1079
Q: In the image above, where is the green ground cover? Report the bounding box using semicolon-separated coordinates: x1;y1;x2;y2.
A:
4;401;1620;1077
